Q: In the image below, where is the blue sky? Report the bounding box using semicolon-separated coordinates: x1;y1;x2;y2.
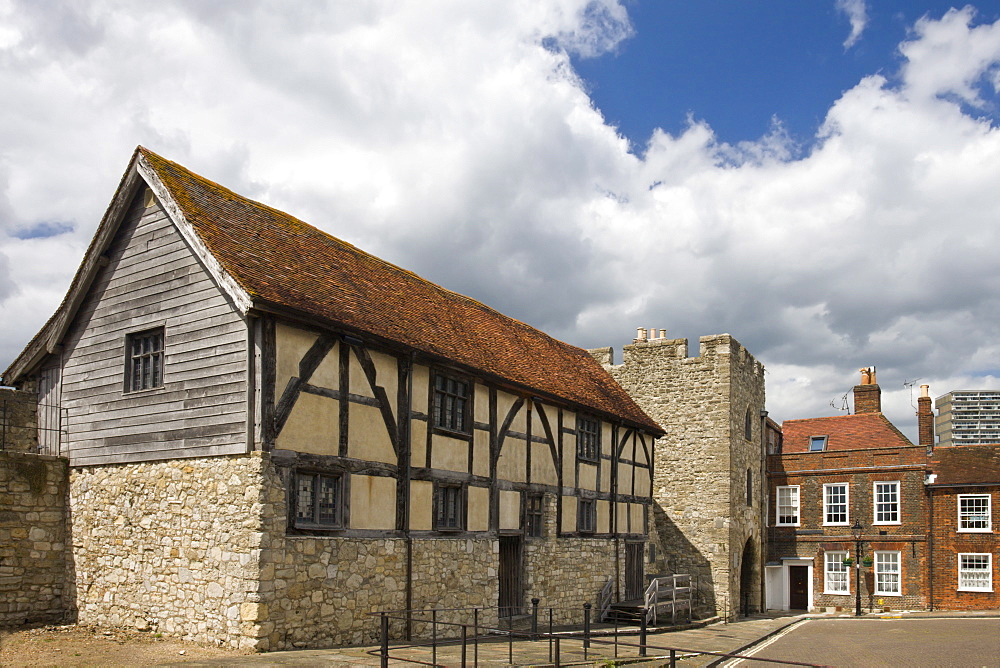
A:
574;2;1000;147
1;1;1000;440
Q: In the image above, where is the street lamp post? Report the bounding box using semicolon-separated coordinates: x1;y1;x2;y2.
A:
852;519;864;617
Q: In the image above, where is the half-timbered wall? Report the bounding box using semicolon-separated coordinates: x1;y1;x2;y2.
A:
53;190;248;466
259;319;656;648
267;320;654;541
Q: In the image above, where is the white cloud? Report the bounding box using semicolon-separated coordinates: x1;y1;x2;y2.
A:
1;1;999;441
836;0;868;49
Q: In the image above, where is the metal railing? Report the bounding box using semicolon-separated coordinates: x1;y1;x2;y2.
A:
597;577;613;621
0;396;64;456
371;603;827;667
644;574;693;626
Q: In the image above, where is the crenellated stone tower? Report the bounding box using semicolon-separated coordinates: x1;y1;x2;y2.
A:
590;330;767;619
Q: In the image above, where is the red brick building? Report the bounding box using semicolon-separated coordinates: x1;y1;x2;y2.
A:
926;444;1000;610
766;370;929;612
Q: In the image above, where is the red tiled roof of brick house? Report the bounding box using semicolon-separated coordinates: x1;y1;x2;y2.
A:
780;412;914;453
928;442;1000;485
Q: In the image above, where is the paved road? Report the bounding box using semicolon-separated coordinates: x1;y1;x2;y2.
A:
727;617;1000;668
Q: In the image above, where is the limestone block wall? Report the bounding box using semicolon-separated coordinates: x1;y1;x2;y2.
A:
523;495;624;623
595;333;766;617
0;451;68;625
0;387;38;453
69;455;267;649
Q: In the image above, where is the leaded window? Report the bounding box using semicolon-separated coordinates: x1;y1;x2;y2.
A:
577;416;600;461
525;494;544;538
125;327;164;392
578;498;596;533
435;484;464;531
295;471;343;529
433;374;469;433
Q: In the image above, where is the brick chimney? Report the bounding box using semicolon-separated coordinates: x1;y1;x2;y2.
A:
917;383;934;450
853;367;881;414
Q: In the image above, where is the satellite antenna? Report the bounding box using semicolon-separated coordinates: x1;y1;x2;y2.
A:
830;391;850;413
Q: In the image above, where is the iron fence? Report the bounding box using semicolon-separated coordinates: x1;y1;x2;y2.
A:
370;603;828;667
0;395;64;456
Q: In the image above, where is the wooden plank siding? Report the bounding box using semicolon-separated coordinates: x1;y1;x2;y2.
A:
59;192;248;466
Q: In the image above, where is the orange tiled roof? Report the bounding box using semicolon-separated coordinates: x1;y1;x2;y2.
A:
780;412;913;453
139;148;661;433
929;443;1000;485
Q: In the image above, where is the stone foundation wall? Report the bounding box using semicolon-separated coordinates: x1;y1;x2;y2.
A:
0;451;69;625
523;493;624;624
69;455;267;649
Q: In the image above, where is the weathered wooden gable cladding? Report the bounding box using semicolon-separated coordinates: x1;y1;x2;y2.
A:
52;188;249;466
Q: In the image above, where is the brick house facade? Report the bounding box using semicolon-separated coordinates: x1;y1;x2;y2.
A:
766;370;929;612
926;444;1000;610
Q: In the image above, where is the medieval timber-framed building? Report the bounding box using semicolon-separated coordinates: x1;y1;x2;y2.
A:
2;147;663;650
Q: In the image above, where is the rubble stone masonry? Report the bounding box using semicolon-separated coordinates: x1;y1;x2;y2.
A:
0;451;69;625
69;455;267;649
0;387;38;453
69;455;623;651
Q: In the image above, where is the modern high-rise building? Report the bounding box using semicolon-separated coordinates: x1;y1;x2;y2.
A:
935;390;1000;446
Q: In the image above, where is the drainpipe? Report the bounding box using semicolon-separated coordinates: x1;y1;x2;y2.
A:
405;351;415;639
759;408;768;614
927;485;934;611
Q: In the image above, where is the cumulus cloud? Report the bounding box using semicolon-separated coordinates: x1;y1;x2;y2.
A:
1;1;999;441
837;0;868;49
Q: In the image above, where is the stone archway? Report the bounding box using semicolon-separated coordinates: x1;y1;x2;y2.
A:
739;537;757;616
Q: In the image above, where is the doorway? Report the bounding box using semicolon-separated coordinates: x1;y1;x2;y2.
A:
789;566;809;610
625;542;645;600
498;536;523;617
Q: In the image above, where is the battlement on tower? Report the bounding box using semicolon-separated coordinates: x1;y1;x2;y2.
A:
590;328;765;380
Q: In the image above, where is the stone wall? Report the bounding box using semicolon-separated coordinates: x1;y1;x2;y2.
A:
69;455;267;649
67;455;638;651
594;332;766;618
0;387;38;453
523;494;625;624
0;451;69;625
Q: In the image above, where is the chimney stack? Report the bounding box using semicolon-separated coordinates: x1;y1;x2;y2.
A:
917;384;934;450
853;367;882;414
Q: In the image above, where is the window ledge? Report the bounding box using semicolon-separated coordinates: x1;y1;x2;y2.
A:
433;426;472;438
957;529;993;534
874;591;902;597
957;587;994;593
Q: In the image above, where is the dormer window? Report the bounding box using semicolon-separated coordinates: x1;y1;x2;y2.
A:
809;435;828;452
